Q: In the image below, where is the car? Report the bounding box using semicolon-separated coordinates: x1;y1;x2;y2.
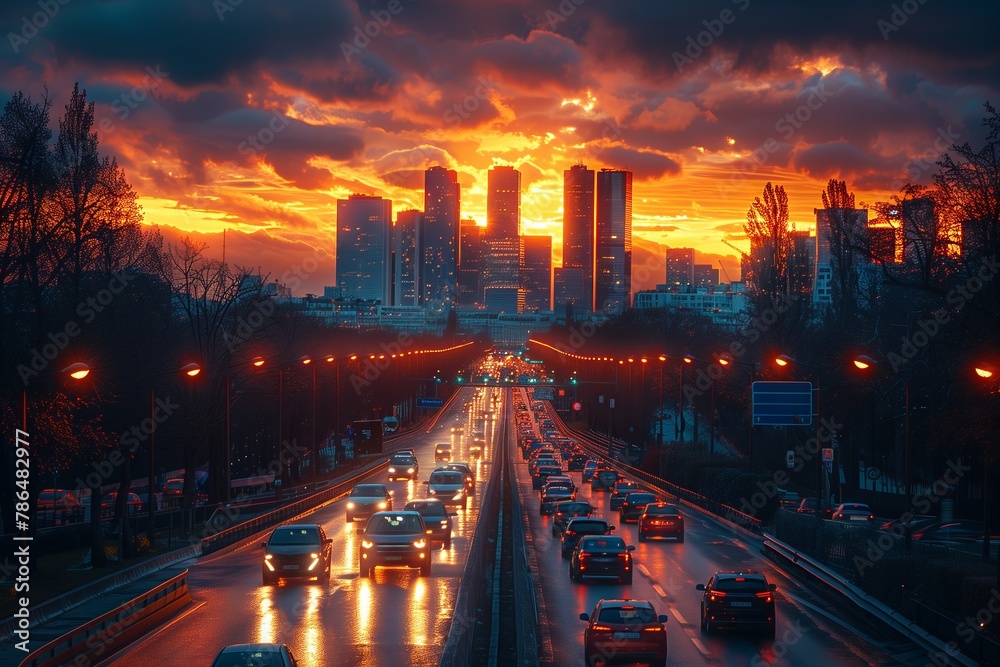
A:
561;518;615;558
697;571;776;638
551;501;594;536
38;489;83;514
794;497;833;518
529;457;559;477
425;469;467;505
570;535;635;584
912;520;1000;544
540;485;575;515
395;448;416;457
542;475;576;496
162;478;184;497
434;443;452;462
879;515;936;533
591;470;618;491
261;524;333;585
451;426;464;434
579;600;668;666
346;483;392;522
831;502;875;522
532;465;563;490
609;480;639;511
359;511;431;577
210;643;298;667
567;454;590;471
387;453;419;481
469;438;485;457
443;462;476;493
404;498;454;549
639;503;684;542
101;491;143;518
619;491;657;523
581;460;598;482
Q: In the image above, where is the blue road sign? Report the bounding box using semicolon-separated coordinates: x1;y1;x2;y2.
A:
752;381;813;426
416;397;444;409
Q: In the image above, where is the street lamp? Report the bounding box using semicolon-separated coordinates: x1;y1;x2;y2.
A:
853;353;912;550
299;356;318;480
717;355;756;468
773;354;828;521
973;363;999;572
657;356;666;445
684;355;718;457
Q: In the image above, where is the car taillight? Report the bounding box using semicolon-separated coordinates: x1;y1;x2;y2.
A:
643;626;664;632
591;624;613;632
565;530;575;537
708;592;726;602
756;592;773;603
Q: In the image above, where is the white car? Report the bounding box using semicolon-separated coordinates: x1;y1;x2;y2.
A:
424;469;466;505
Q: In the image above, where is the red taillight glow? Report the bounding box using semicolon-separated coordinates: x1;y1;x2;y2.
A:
709;592;726;602
756;592;773;603
644;626;663;632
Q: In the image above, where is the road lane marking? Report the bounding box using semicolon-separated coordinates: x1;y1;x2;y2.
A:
670;607;687;625
637;564;651;578
653;584;667;599
690;635;711;656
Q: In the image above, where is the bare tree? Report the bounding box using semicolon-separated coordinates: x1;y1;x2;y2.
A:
821;179;865;331
744;182;793;315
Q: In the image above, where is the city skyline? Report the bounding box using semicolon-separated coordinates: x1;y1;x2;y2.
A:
2;1;996;295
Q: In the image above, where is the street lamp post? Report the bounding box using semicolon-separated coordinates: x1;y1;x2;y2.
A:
974;364;998;577
718;355;756;467
657;356;666;445
775;354;828;521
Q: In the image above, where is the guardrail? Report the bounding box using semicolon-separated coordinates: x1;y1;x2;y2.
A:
19;570;192;667
438;390;505;667
510;394;540;667
762;533;981;667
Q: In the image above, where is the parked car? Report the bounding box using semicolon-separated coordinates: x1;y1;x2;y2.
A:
359;511;431;577
579;600;668;667
346;483;392;522
211;643;298;667
261;524;333;585
101;492;143;518
697;571;776;638
561;518;614;558
569;535;635;584
38;489;83;514
639;503;684;542
831;502;874;522
404;498;454;549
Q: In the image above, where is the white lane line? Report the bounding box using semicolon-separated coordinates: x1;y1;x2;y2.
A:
637;564;651;578
670;607;687;625
689;635;711;656
652;584;667;599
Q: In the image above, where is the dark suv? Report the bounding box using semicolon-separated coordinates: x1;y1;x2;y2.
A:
609;480;639;511
619;491;657;523
591;470;618;491
261;524;333;585
697;571;776;638
405;499;453;549
359;511;431;577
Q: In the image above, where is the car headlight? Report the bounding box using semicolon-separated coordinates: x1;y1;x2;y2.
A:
264;554;273;560
347;502;355;509
428;488;437;494
407;468;415;474
361;539;374;549
440;520;449;527
388;467;396;473
378;501;387;509
412;539;426;549
453;491;464;500
308;554;320;570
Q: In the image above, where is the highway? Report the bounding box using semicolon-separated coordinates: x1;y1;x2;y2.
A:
107;386;498;667
513;391;930;667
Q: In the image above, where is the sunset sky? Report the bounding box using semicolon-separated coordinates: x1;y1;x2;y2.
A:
2;0;997;294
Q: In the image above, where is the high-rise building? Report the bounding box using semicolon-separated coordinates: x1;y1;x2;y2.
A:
553;267;584;317
788;229;814;297
664;248;695;290
336;194;392;303
693;264;719;288
422;166;460;306
902;197;936;268
868;224;897;264
813;207;868;305
521;235;552;311
457;218;482;307
595;168;632;315
563;163;595;312
483;166;522;310
393;209;421;307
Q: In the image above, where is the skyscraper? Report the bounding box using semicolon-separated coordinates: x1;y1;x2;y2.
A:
393;209;421;307
483;166;521;310
457;218;482;307
902;197;936;269
664;248;695;290
336;194;392;303
788;229;814;297
595;168;632;315
693;264;719;288
813;207;868;305
521;235;552;311
422;166;460;306
563;163;595;312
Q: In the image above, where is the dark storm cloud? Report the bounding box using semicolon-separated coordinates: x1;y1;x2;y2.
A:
590;145;681;181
